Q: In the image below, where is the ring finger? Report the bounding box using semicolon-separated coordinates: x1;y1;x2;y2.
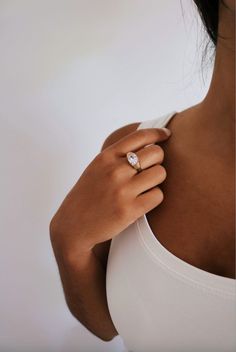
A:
124;143;164;176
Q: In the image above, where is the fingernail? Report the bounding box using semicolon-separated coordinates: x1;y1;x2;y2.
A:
162;127;171;136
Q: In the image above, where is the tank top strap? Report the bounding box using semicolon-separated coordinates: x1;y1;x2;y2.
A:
137;110;177;130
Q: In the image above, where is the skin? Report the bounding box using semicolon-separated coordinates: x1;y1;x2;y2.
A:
50;0;235;342
170;0;235;161
95;0;235;277
50;127;171;341
153;0;235;278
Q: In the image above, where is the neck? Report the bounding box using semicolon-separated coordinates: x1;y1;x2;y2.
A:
186;1;235;156
200;0;235;129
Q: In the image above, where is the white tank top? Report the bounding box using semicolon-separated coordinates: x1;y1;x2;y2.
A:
106;111;236;352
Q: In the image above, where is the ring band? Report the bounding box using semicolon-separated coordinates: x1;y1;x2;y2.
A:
126;151;142;173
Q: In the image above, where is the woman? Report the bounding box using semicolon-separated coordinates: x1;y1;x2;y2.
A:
50;0;235;350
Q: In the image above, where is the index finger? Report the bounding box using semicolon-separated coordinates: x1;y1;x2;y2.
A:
110;127;171;156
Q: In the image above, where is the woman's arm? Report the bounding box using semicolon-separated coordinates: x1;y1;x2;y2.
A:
51;244;118;341
50;122;140;341
50;121;170;341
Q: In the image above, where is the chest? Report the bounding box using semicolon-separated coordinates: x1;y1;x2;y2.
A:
146;144;235;279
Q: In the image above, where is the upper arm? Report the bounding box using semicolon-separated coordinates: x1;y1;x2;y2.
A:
93;121;141;270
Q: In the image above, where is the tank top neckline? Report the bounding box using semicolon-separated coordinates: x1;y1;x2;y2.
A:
136;110;236;298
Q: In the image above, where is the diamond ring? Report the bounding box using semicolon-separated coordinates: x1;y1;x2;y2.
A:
126;151;142;173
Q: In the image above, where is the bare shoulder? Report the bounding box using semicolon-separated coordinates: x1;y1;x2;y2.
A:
93;121;141;270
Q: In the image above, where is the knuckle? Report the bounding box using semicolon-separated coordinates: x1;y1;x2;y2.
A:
147;144;164;161
95;150;104;161
138;128;149;141
97;149;114;165
108;167;122;183
155;144;164;159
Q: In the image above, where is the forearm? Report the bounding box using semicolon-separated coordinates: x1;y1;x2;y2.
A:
54;248;118;342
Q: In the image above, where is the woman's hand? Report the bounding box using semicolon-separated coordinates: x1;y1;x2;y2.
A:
49;127;171;262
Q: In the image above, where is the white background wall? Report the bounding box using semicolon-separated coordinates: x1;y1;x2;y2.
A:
0;1;213;351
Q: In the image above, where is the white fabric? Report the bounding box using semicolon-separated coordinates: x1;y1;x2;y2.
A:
106;111;236;352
